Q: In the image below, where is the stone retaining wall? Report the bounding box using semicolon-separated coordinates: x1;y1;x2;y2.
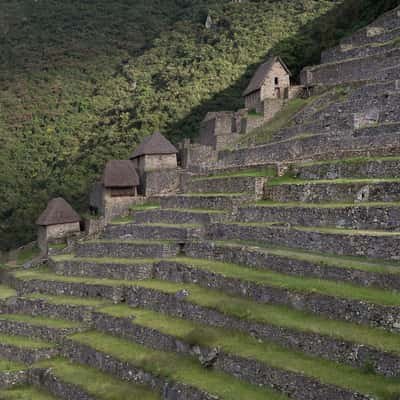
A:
301;48;400;87
0;370;27;389
160;195;249;211
29;368;96;400
0;319;84;343
102;224;205;241
209;223;400;261
62;340;216;400
75;241;181;258
264;181;400;203
0;343;58;365
184;241;400;291
217;132;400;167
133;210;227;225
237;204;400;231
292;158;400;180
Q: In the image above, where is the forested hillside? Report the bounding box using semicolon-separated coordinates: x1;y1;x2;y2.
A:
1;0;398;250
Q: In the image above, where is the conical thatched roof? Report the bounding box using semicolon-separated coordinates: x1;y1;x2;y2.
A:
130;132;178;159
243;56;291;97
36;197;80;226
102;160;139;188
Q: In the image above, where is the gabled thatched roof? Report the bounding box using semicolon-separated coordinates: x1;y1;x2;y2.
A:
36;197;80;226
243;56;291;97
130;132;178;159
102;160;139;188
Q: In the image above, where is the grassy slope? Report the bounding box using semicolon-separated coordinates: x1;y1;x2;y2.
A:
1;0;399;250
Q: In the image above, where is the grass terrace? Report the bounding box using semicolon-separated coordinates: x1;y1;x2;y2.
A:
0;333;54;350
98;305;400;400
12;269;400;356
129;202;161;212
0;386;56;400
0;285;17;300
267;177;400;186
0;358;25;372
36;358;160;400
0;314;81;329
70;331;288;400
253;200;400;208
192;167;277;181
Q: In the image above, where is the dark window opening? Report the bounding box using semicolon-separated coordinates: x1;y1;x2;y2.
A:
274;77;279;85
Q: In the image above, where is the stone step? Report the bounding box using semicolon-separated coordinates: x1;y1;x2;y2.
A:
0;333;58;365
291;156;400;180
160;193;253;210
0;358;27;390
185;241;400;291
237;202;400;231
0;313;84;343
102;223;205;241
33;358;160;400
209;222;400;261
322;35;400;64
8;275;400;383
75;240;182;259
133;209;228;225
66;331;286;400
301;47;400;87
7;264;400;332
264;178;400;203
217;131;400;167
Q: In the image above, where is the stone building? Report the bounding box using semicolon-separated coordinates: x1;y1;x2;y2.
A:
89;160;140;221
36;197;81;253
243;56;291;114
130;132;179;196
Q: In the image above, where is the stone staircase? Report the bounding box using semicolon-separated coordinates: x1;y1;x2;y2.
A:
2;6;400;400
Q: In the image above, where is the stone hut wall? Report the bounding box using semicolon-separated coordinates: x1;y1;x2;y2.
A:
261;62;290;100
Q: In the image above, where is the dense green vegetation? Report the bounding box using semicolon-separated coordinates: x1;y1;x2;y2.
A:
1;0;399;249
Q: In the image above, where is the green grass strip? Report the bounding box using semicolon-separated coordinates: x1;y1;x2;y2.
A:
13;270;400;356
0;333;54;349
110;216;134;225
267;177;400;186
130;202;161;212
182;192;249;197
215;240;400;274
0;358;25;372
253;200;400;209
192;168;276;181
0;314;81;329
164;208;225;214
295;154;400;168
71;332;287;400
84;239;174;245
100;305;400;400
0;285;17;300
36;358;160;400
26;293;111;307
52;254;160;264
0;386;56;400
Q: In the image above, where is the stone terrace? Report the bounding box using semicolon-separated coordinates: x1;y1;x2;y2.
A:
2;6;400;400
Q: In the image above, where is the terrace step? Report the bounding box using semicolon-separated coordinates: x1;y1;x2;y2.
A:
75;240;181;259
264;178;400;203
70;308;400;400
217;131;400;167
339;7;400;48
160;193;253;210
7;265;400;332
102;223;205;241
291;156;400;180
238;201;400;230
301;47;400;87
210;222;400;261
65;331;286;400
322;36;400;63
133;209;228;225
0;358;27;390
0;333;58;365
185;241;400;291
0;313;84;342
33;359;160;400
9;290;400;379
